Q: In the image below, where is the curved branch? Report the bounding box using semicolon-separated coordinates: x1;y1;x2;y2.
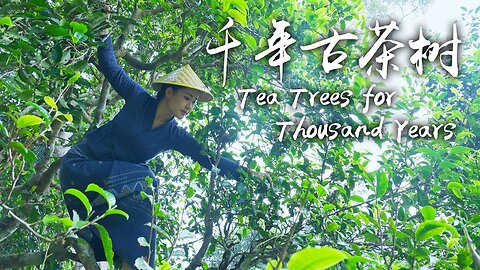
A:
186;143;224;270
122;29;206;71
115;4;182;49
26;158;63;199
91;79;110;129
4;207;53;242
0;243;74;269
464;227;480;270
123;50;183;70
0;237;102;270
68;238;102;270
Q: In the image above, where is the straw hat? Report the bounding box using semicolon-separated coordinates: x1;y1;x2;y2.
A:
152;64;213;102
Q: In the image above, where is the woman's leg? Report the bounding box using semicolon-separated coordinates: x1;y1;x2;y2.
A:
61;155;157;269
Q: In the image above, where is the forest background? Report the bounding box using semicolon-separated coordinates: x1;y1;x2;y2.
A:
0;0;479;269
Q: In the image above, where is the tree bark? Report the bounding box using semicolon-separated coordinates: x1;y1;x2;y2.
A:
0;237;103;270
0;240;73;269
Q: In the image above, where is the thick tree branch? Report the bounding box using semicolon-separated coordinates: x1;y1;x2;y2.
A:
26;158;63;199
0;241;74;269
185;175;215;270
92;79;110;129
115;4;181;49
32;120;64;176
122;29;205;71
69;238;102;270
0;237;102;270
186;141;225;270
123;50;183;70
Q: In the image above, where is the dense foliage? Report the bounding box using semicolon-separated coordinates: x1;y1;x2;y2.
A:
0;0;479;269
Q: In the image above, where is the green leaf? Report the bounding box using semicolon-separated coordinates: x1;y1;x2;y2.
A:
316;185;327;197
9;141;36;165
27;101;51;126
95;224;114;270
0;120;9;137
447;182;464;199
43;215;60;224
69;22;88;34
85;183;116;209
288;247;347;270
346;256;379;269
43;215;73;228
140;191;154;204
67;71;81;85
44;25;69;37
458;248;473;268
244;34;257;48
375;171;388;198
71;31;86;43
420;206;435;221
60;218;74;228
231;0;249;14
51;43;63;63
227;9;247;27
450;146;472;155
186;186;195;198
323;203;335;211
416;147;440;158
16;115;44;128
0;16;12;26
326;222;340;232
350;195;364;203
223;0;231;11
350;243;361;256
44;96;58;111
145;222;169;238
447;238;459;249
440;160;457;170
415;220;448;241
60;113;73;122
258;0;265;9
64;188;91;214
104;209;129;219
159;260;170;270
146;173;158;187
266;259;282;270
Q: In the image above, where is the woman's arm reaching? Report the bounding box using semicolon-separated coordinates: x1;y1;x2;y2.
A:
173;126;273;186
173;127;248;181
97;32;148;102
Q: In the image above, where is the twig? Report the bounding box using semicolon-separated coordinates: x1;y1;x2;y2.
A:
40;242;52;270
5;207;53;242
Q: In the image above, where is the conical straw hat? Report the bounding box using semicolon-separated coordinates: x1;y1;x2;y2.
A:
152;64;213;102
